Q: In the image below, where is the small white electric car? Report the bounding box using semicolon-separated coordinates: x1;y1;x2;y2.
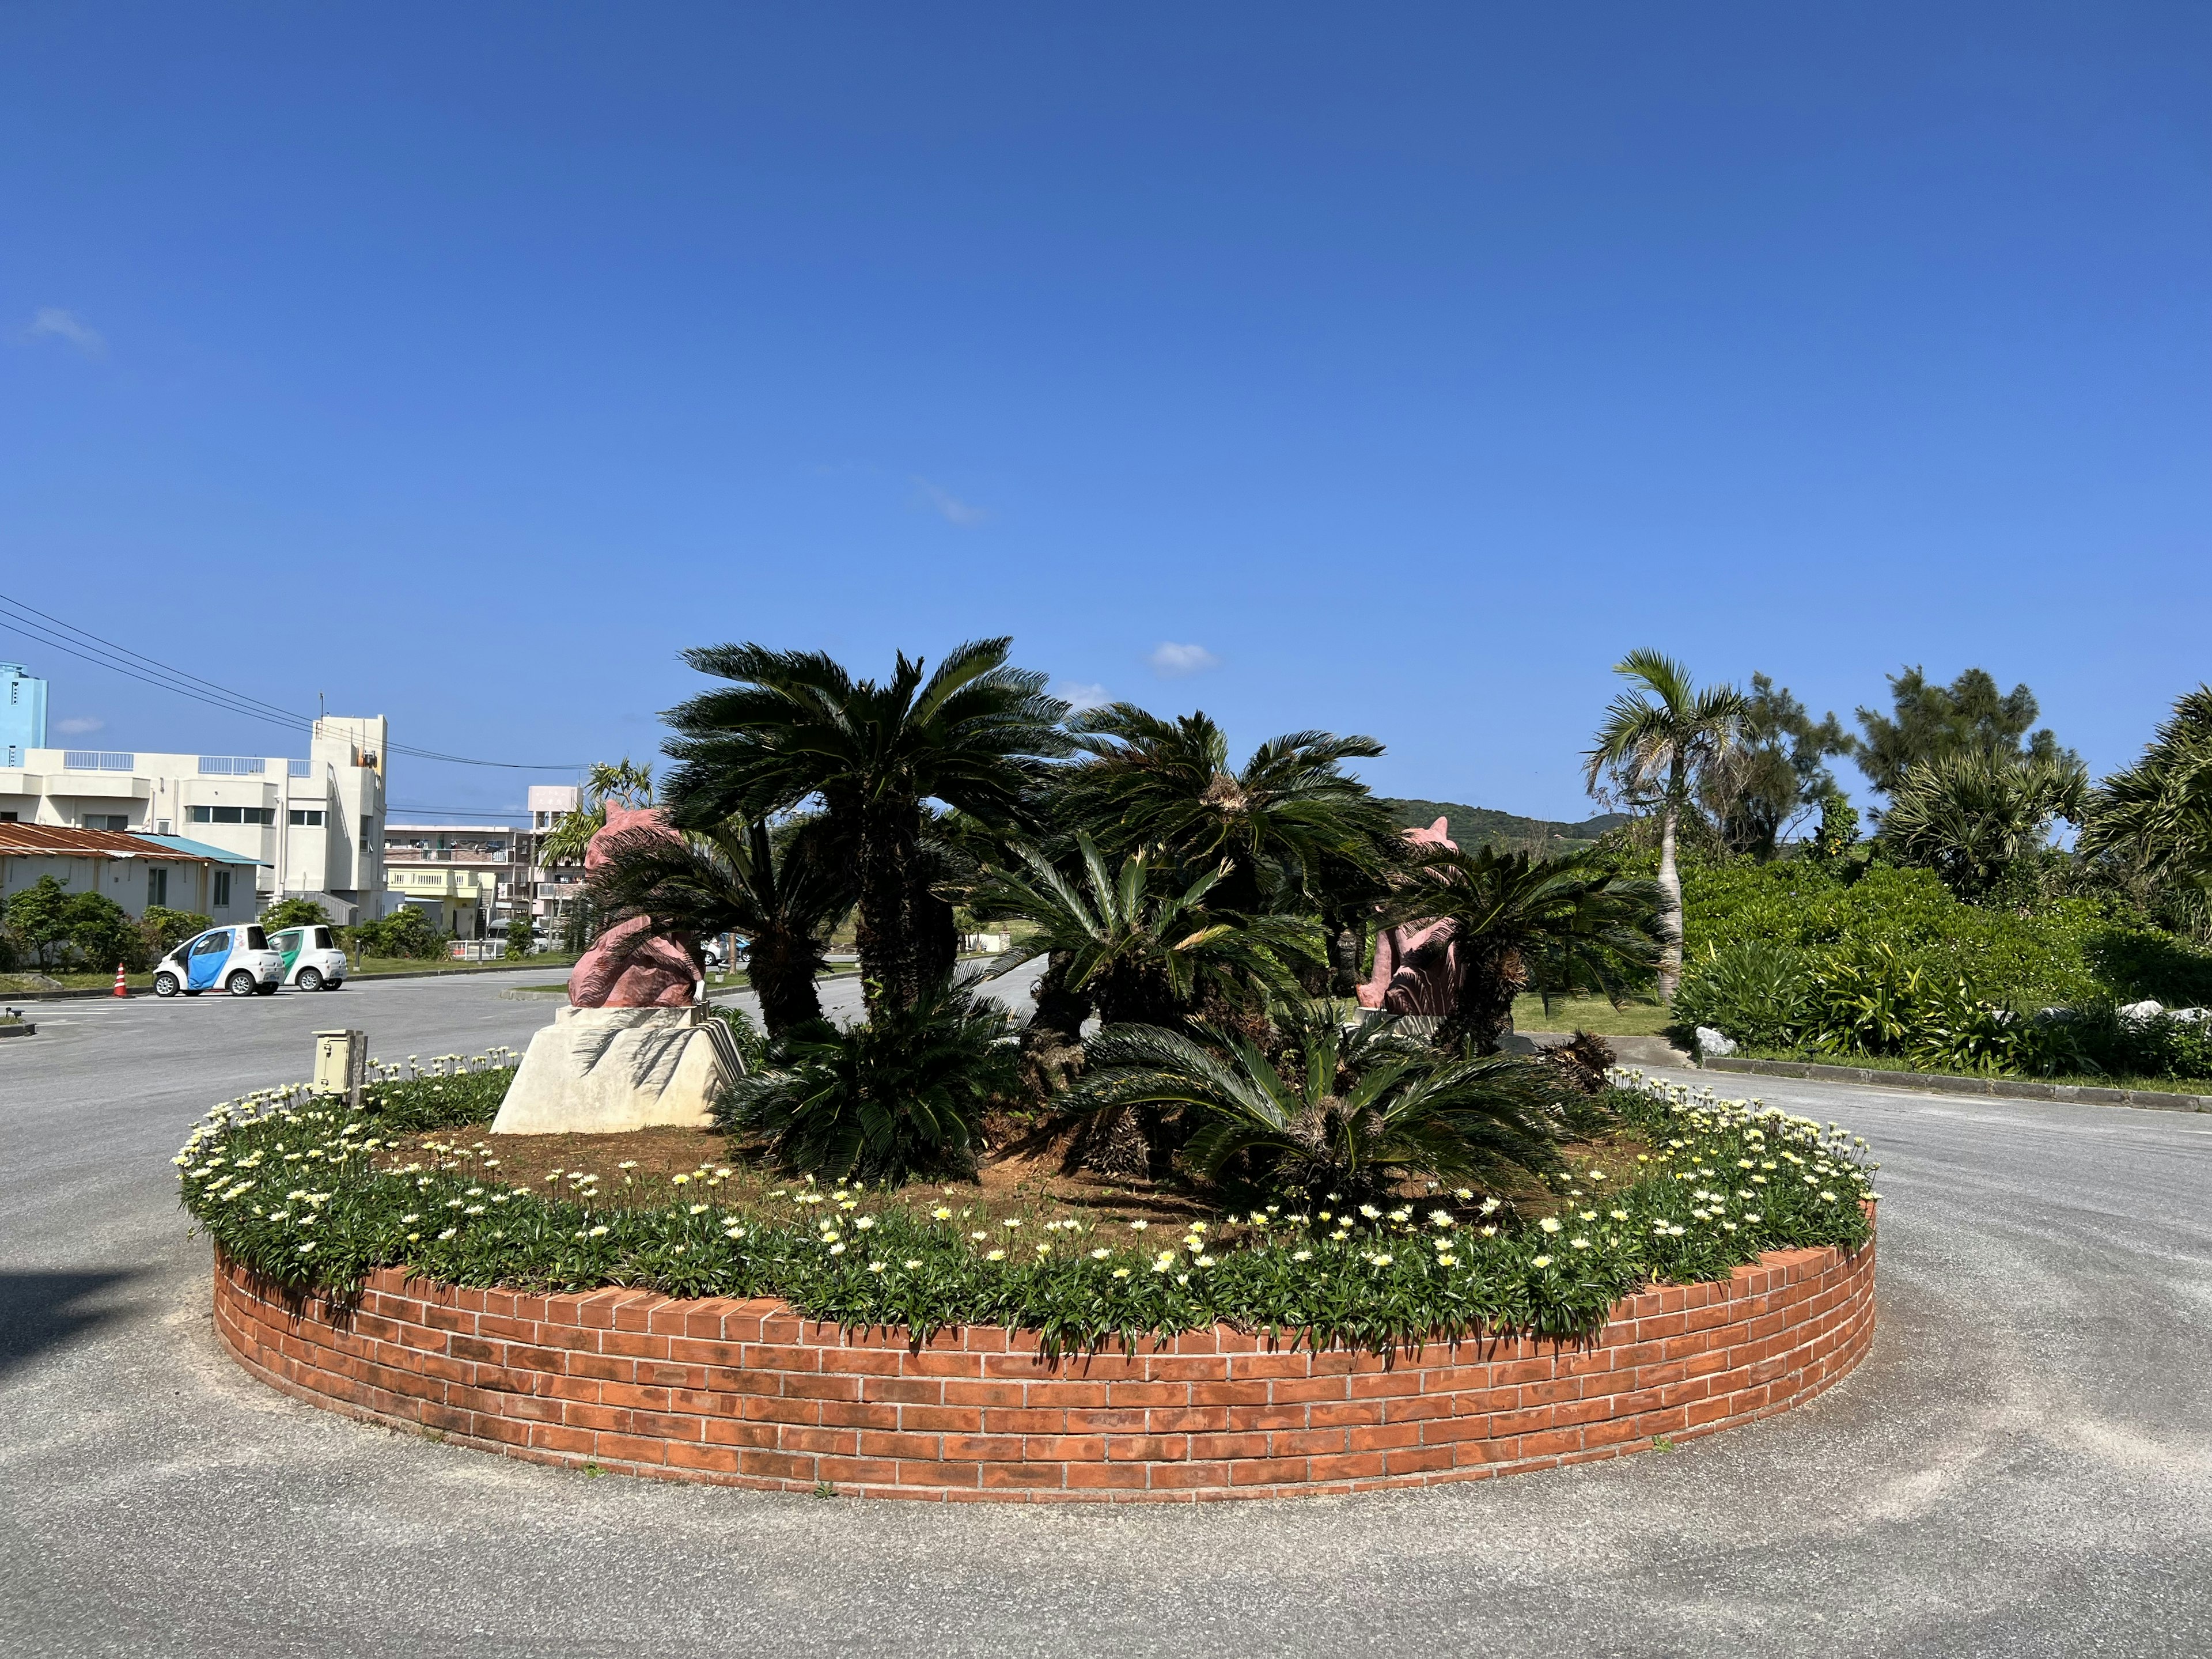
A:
152;925;285;998
268;923;348;991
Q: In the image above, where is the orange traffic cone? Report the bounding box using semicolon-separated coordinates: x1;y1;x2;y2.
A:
113;962;128;998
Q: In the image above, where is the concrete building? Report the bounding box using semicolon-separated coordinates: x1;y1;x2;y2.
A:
382;822;526;938
0;822;260;928
0;715;388;923
2;662;47;768
528;785;586;935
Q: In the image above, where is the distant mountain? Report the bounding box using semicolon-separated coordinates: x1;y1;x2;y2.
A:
1378;798;1631;857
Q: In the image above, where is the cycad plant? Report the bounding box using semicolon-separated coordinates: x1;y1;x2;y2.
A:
661;639;1070;1013
975;832;1322;1029
715;979;1018;1184
1388;846;1660;1054
1584;651;1746;997
586;816;853;1035
2080;685;2212;932
1055;706;1396;914
1060;1001;1562;1209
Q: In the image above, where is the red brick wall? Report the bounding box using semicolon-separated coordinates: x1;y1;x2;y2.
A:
212;1234;1874;1502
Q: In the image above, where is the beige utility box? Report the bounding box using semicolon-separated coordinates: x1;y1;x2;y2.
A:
312;1029;368;1103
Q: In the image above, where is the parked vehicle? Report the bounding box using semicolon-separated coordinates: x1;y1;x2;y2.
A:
269;924;348;991
152;925;283;998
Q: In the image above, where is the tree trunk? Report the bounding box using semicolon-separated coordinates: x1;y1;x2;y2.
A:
1324;918;1366;999
855;806;923;1014
1435;946;1525;1056
1656;800;1684;1001
1020;950;1090;1099
746;930;824;1037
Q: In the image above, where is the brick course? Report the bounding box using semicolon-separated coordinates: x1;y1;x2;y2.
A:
211;1232;1874;1502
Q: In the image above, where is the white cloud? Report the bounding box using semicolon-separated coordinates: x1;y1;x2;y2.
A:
1055;680;1112;713
915;478;989;527
29;308;106;357
1149;642;1221;679
55;715;104;736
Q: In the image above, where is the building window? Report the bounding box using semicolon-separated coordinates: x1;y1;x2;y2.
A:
214;870;232;907
187;805;276;825
147;866;168;907
82;813;129;832
287;809;325;826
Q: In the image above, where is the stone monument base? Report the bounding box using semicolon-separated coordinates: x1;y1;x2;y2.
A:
490;1005;743;1136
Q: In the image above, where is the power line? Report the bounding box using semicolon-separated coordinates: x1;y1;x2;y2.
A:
0;591;588;771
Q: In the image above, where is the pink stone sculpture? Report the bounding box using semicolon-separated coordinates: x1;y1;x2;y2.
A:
1356;817;1461;1016
567;802;702;1009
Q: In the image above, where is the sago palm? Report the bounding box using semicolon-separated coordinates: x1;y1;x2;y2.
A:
661;638;1070;1012
1387;846;1661;1054
1055;705;1395;914
1061;1001;1562;1208
1583;651;1745;998
586;815;853;1035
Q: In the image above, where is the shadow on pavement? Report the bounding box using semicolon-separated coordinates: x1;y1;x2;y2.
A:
0;1270;139;1381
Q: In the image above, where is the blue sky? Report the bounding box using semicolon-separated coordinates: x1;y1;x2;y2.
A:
2;3;2205;823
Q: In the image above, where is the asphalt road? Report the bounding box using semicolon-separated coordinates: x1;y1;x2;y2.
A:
3;972;2208;1657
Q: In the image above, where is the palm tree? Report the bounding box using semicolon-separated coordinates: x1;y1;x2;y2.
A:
1584;651;1747;998
1387;846;1661;1054
1880;750;2088;900
661;639;1070;1013
1060;1001;1561;1208
534;759;656;869
2081;687;2212;927
1055;705;1395;914
586;816;853;1035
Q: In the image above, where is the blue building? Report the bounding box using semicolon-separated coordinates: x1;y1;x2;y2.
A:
1;662;47;769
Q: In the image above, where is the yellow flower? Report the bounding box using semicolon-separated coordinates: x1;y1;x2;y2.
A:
986;1248;1006;1262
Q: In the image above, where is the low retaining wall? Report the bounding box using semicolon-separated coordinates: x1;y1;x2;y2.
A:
213;1233;1874;1502
1700;1054;2212;1113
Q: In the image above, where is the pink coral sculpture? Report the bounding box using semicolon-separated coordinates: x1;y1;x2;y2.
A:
1355;817;1461;1016
567;802;702;1009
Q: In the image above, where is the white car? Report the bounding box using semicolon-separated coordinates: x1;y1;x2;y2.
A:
153;925;285;998
269;923;349;991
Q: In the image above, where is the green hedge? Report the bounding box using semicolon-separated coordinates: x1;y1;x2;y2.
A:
177;1065;1877;1358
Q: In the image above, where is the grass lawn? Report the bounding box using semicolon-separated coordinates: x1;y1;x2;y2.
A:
1512;993;1674;1037
0;953;581;994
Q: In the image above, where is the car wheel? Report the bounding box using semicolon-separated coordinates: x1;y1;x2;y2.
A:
153;972;180;998
226;971;257;997
296;968;324;992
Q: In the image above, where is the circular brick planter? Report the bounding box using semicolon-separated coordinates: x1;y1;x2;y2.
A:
213;1233;1874;1502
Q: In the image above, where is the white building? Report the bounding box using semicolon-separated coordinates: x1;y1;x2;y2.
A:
0;715;388;923
383;821;525;938
0;822;261;927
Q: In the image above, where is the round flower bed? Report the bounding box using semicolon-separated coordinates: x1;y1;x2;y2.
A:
185;1068;1878;1498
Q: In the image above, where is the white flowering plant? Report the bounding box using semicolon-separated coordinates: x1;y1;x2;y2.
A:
177;1064;1876;1358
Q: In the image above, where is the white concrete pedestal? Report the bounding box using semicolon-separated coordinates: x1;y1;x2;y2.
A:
490;1005;743;1135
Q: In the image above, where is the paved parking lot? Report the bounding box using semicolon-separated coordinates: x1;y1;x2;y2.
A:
3;972;2208;1656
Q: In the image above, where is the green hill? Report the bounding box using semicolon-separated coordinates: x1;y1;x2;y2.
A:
1379;798;1631;857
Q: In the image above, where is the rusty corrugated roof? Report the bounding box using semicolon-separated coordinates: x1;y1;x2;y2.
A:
0;823;217;861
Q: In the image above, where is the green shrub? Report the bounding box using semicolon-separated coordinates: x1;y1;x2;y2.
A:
349;906;445;961
5;876;150;971
260;897;332;932
356;1054;518;1132
505;912;536;959
177;1070;1878;1357
717;980;1017;1184
1671;941;1810;1048
142;906;214;959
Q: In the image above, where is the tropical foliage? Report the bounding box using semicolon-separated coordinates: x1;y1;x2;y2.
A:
1878;751;2088;900
1061;1002;1563;1208
662;639;1069;1012
1853;665;2075;794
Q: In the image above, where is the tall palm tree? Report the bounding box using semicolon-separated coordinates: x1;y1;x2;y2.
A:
661;639;1070;1013
586;816;853;1035
1583;651;1747;998
1386;846;1661;1054
1060;1001;1560;1208
2081;686;2212;919
1055;705;1395;914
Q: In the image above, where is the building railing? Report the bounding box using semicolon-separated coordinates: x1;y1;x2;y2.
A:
197;756;267;775
288;759;313;778
64;751;135;771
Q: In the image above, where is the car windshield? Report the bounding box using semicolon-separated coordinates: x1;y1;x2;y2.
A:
244;927;269;950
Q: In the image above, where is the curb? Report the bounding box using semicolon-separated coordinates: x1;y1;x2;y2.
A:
1696;1054;2212;1114
0;1022;35;1039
